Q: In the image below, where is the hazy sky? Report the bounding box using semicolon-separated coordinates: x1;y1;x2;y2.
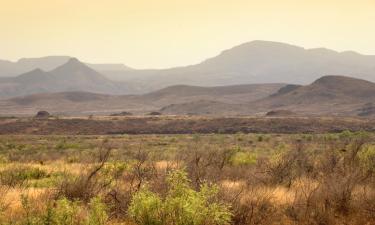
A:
1;0;375;69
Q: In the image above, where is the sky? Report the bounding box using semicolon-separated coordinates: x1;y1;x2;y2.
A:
1;0;375;69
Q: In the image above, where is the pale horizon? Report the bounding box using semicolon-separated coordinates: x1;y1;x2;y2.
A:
2;40;375;70
1;0;375;69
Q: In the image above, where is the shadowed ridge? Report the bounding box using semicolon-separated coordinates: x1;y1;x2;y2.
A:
14;68;50;83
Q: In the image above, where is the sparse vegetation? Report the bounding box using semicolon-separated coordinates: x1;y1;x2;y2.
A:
0;130;374;224
1;116;375;135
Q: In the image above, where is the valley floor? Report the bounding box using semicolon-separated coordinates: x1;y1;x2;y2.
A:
0;132;374;225
1;115;375;135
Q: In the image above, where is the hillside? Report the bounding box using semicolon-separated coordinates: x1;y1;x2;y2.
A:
0;83;285;116
141;83;285;105
159;76;375;116
249;75;375;116
160;100;245;115
2;75;375;117
252;75;375;113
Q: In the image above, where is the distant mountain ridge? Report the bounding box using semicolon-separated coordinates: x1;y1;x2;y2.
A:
101;40;375;91
1;40;375;97
0;56;131;77
0;58;129;98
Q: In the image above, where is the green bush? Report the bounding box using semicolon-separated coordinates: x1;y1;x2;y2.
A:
19;196;108;225
128;170;232;225
86;197;109;225
51;198;80;225
128;189;163;225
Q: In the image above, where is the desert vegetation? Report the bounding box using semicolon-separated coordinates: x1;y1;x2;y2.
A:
0;131;374;225
1;116;375;135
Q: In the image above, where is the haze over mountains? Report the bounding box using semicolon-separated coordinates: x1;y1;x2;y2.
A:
0;40;375;117
0;56;131;77
105;41;375;91
98;41;375;90
0;58;129;98
1;41;375;96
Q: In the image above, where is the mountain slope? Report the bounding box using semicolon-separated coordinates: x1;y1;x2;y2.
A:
10;92;112;106
140;83;285;105
2;75;375;116
0;83;286;115
158;75;375;116
260;75;375;104
249;75;375;115
160;100;243;115
0;91;146;116
48;58;122;93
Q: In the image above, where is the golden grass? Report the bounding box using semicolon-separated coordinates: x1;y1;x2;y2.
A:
1;186;49;222
221;179;295;205
154;160;180;170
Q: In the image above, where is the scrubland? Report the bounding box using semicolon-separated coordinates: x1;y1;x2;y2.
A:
0;132;374;225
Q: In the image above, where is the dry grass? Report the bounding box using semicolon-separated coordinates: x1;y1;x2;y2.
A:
0;132;374;224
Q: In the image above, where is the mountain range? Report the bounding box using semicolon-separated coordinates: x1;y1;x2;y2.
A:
1;41;375;96
0;40;375;116
0;56;131;77
100;40;375;91
0;58;129;98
